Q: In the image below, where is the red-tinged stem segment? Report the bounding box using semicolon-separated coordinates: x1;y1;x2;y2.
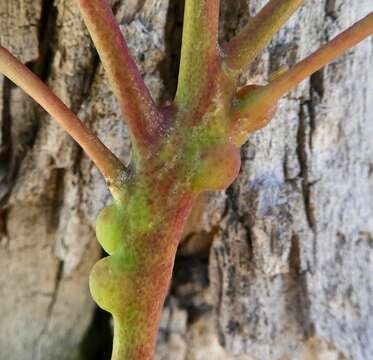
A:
259;12;373;103
0;46;125;188
78;0;164;154
223;0;304;72
175;0;221;109
230;12;373;146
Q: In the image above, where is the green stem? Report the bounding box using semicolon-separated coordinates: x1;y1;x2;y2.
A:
91;175;197;359
223;0;304;72
230;11;373;146
175;0;221;109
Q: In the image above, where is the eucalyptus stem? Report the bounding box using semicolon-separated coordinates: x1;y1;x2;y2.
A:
259;11;373;104
230;12;373;146
175;0;221;109
78;0;164;154
224;0;304;72
0;46;125;186
2;1;373;359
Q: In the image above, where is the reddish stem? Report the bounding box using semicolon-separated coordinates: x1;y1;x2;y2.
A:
230;12;373;145
78;0;164;154
261;12;373;102
0;46;125;187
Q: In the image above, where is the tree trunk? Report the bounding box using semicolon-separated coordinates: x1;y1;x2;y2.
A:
0;1;372;359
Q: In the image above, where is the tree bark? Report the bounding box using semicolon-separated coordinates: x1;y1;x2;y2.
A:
0;1;372;360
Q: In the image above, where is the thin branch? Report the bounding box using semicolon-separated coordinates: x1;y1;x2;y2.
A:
224;0;304;72
230;12;373;146
78;0;164;153
229;85;277;145
175;0;220;109
257;12;373;103
0;46;125;187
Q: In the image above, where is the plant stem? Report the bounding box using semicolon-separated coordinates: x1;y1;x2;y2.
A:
0;46;125;188
260;11;373;103
175;0;221;109
223;0;304;72
90;180;196;359
230;12;373;146
78;0;164;154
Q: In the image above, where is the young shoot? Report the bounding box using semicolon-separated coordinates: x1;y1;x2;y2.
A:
0;0;372;358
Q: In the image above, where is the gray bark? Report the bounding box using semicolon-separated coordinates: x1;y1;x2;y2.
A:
0;1;372;359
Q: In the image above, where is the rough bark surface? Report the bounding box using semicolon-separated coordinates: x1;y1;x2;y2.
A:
0;1;372;359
